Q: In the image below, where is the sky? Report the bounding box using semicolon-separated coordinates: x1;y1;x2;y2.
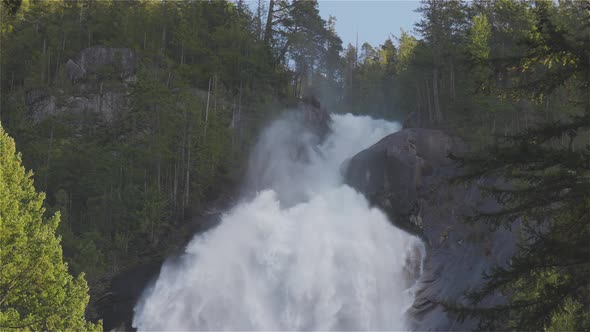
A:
245;1;422;48
317;0;422;48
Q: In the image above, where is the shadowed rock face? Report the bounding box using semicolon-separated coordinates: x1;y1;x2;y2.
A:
345;129;459;234
344;128;519;331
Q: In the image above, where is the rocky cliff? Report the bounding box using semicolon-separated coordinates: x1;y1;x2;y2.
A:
344;128;519;330
25;46;136;124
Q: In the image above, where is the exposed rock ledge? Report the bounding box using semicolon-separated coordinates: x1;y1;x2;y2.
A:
26;46;136;123
66;46;136;83
344;128;519;330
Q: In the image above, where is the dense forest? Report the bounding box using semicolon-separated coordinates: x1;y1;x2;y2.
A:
0;0;588;330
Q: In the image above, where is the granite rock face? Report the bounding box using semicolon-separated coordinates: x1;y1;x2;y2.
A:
344;128;519;330
68;46;137;81
26;46;136;123
345;128;459;233
25;89;128;123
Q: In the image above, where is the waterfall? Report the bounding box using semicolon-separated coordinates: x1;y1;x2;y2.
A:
133;112;424;331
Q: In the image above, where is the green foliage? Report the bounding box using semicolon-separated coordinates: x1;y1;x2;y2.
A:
395;31;417;73
0;126;101;330
449;114;589;331
467;14;491;61
445;1;589;330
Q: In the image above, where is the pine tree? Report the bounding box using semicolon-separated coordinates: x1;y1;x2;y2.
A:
0;126;101;331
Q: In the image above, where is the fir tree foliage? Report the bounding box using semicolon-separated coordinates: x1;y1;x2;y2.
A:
447;1;590;330
0;125;101;331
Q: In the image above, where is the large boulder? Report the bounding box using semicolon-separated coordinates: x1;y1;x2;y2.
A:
345;128;460;233
344;128;518;330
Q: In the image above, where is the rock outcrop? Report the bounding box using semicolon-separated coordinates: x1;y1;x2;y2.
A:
25;88;128;123
25;89;58;121
26;46;136;123
344;128;519;330
345;129;461;234
67;46;136;82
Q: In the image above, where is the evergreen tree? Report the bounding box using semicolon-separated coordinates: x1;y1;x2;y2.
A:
448;1;590;330
0;125;101;331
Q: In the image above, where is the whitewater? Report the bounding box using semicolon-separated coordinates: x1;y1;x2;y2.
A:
133;112;424;331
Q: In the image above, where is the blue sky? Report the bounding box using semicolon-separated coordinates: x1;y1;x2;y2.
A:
245;1;422;48
317;0;422;47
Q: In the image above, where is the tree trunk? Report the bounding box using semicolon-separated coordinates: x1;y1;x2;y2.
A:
161;26;167;51
214;75;218;112
180;42;184;65
432;68;443;123
185;141;190;207
278;39;291;64
491;113;496;134
156;106;161;192
450;62;456;100
173;161;178;209
204;77;212;138
256;0;263;40
425;79;433;123
44;124;54;191
55;33;65;77
415;83;422;115
42;38;46;82
238;79;243;140
47;50;51;84
79;3;84;24
231;98;237;131
263;0;275;45
98;82;103;113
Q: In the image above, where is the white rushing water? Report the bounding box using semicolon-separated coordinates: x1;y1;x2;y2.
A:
133;112;424;331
